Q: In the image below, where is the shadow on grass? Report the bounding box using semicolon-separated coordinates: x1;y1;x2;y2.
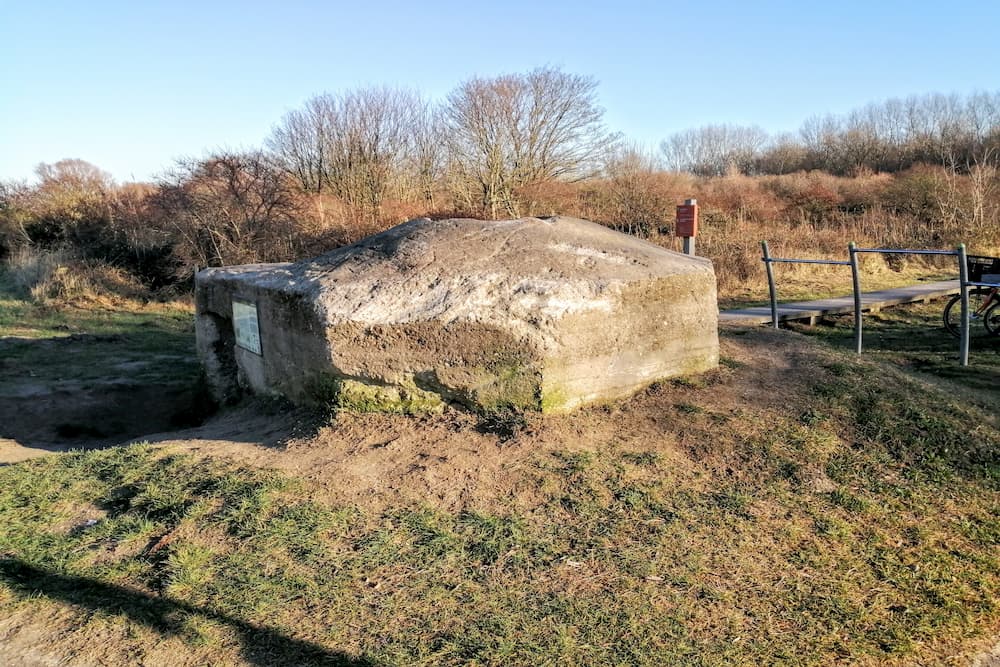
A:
0;304;211;449
790;307;1000;404
0;558;374;666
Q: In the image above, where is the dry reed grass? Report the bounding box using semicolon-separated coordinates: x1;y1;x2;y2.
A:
3;247;150;308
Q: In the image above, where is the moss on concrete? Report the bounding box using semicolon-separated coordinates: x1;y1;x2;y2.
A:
430;358;542;413
336;379;444;415
540;384;570;413
305;374;445;415
474;361;541;412
304;373;342;406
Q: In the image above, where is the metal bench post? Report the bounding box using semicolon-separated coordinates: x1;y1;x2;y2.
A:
958;244;969;366
849;241;862;354
761;240;778;329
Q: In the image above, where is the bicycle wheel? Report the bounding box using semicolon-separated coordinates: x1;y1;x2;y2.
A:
943;288;991;337
984;301;1000;336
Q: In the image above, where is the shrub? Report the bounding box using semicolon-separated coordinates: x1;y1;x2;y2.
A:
3;246;69;298
880;165;946;220
764;172;844;226
3;247;148;306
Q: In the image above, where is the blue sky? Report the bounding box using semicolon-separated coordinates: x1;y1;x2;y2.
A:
2;0;998;183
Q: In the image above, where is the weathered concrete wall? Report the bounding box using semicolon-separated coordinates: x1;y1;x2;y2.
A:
195;216;719;413
195;264;333;403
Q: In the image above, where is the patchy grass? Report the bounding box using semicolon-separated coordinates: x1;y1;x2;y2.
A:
787;301;1000;410
1;328;998;666
0;267;206;447
0;269;198;390
2;263;999;664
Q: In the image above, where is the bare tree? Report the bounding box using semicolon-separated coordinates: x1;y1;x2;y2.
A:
402;104;447;207
599;142;670;237
9;159;117;249
152;151;304;270
0;180;33;257
789;92;1000;175
29;159;114;222
661;124;768;176
798;115;842;171
754;133;809;174
267;87;430;221
968;152;998;230
443;67;617;218
267;96;335;194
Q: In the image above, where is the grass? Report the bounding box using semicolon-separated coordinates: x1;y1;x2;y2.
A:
717;260;956;310
0;269;198;390
1;328;998;665
787;301;1000;410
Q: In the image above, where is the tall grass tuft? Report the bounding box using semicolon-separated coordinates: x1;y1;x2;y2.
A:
2;246;149;307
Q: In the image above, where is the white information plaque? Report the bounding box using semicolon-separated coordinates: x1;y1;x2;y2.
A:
232;300;262;355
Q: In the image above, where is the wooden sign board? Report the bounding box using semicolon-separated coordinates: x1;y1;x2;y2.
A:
676;203;698;237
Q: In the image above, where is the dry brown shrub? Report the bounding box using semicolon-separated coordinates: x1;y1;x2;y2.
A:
289;193;392;255
879;164;947;221
290;164;997;308
4;247;67;297
763;172;845;226
515;180;581;218
34;262;148;307
698;229;764;288
693;173;783;225
377;198;439;227
5;247;149;307
571;172;697;235
835;169;891;213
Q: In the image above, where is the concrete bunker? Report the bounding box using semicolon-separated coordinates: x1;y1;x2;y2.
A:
195;216;719;413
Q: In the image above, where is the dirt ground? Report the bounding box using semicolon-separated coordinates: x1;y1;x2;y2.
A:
0;331;808;513
0;327;995;517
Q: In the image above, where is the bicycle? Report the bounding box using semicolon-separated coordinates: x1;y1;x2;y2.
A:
943;254;1000;337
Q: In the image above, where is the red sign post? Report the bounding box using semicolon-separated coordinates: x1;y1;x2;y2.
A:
676;198;699;255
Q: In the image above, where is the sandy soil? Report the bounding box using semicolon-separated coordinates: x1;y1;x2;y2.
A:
0;330;818;516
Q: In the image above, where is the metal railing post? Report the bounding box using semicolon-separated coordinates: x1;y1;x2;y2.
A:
760;244;970;364
849;241;862;354
958;244;970;366
761;240;778;329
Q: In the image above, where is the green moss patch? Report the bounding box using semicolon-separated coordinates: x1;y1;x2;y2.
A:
306;374;445;415
335;378;444;415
